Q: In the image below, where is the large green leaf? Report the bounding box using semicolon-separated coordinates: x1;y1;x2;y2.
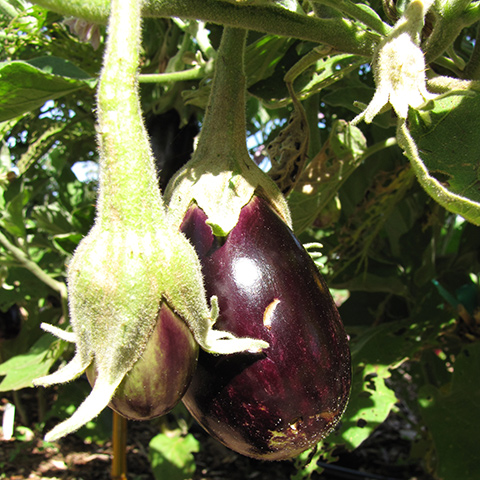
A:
409;94;480;204
0;268;50;311
334;307;453;451
0;57;95;122
0;333;61;391
337;366;397;449
333;321;409;450
404;92;480;225
418;343;480;480
149;432;199;480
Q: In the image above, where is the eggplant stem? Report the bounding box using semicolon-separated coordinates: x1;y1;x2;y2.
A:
12;390;28;425
194;27;249;164
111;411;128;480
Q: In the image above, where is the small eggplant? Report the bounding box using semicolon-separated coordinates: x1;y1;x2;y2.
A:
86;303;198;420
180;196;351;461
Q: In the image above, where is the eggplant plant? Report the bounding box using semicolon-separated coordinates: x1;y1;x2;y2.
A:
166;27;351;460
2;1;479;478
32;0;267;442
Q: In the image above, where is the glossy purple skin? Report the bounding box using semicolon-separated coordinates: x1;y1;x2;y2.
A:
87;303;198;421
180;196;351;461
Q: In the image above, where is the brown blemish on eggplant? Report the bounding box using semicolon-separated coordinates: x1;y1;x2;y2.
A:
263;298;280;330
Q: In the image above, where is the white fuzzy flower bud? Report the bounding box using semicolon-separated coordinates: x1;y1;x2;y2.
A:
352;0;436;125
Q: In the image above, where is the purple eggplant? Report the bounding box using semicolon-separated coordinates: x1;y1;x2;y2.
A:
87;303;198;420
180;196;351;461
0;304;22;340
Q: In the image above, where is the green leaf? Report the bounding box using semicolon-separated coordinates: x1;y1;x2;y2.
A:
0;333;60;391
291;445;326;479
245;35;295;88
334;322;402;450
27;57;92;80
0;58;94;122
15;122;71;175
0;177;29;238
418;343;480;480
334;315;449;450
252;51;365;109
149;432;199;480
0;141;11;171
52;233;83;255
323;86;396;127
404;93;480;225
289;120;366;233
322;85;373;111
0;303;61;361
31;203;74;235
183;34;294;108
294;54;365;104
337;366;398;449
291;440;344;479
409;94;480;203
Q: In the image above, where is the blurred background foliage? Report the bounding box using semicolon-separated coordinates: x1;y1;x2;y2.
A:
0;1;479;479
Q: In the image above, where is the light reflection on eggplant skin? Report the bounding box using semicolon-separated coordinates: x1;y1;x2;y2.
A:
232;257;262;290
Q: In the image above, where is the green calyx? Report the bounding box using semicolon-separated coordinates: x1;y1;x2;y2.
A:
165;27;291;237
33;0;268;443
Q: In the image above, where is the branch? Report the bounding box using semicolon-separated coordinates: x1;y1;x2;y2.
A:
30;0;379;56
0;230;68;308
139;66;206;84
396;120;480;226
424;0;480;63
311;0;391;36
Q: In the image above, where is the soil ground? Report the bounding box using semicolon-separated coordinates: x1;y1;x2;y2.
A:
0;388;432;480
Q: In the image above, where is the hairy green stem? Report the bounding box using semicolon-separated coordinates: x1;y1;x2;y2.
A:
139;66;205;84
193;21;217;60
165;25;292;233
361;136;397;161
284;45;332;84
194;27;249;166
13;390;29;425
424;0;480;63
431;55;463;77
95;0;165;228
464;0;480;23
313;0;391;36
37;388;47;423
30;0;379;56
397;120;480;225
